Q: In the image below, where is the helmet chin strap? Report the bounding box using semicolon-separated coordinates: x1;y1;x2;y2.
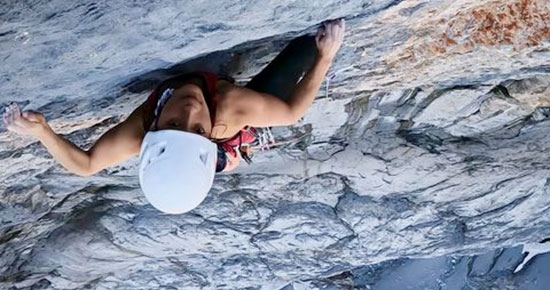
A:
152;88;175;131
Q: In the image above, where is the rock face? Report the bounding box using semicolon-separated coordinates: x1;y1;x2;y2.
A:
1;0;550;289
288;243;550;289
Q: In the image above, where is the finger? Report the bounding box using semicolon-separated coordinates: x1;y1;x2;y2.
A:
323;21;332;34
336;19;343;32
336;25;344;40
13;103;20;116
13;112;28;127
316;25;325;37
11;106;23;123
8;104;17;122
323;22;329;34
333;21;344;40
8;106;16;127
329;21;338;37
333;20;341;34
316;26;325;45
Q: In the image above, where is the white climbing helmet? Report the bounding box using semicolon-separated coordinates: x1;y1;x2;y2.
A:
139;130;217;214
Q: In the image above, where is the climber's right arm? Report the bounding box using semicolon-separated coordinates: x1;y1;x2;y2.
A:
3;103;146;176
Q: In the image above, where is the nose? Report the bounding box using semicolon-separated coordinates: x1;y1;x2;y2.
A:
180;108;196;130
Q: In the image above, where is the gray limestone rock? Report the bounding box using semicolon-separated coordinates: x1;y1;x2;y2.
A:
1;0;550;289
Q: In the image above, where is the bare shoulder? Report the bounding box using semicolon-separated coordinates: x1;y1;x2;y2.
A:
216;82;250;113
218;83;298;127
218;83;264;106
214;83;264;132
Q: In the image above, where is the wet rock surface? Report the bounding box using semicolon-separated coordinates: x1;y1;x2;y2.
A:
1;0;550;289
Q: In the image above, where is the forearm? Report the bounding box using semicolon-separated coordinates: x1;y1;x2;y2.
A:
37;127;92;176
287;56;332;120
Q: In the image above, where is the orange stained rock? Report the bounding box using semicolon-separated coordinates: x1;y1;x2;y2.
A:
388;0;550;66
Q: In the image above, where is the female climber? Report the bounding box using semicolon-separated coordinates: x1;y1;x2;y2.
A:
3;19;345;214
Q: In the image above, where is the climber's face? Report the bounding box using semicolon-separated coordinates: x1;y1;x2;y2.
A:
155;83;212;138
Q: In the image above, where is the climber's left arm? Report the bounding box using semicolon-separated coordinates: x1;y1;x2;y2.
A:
231;19;345;127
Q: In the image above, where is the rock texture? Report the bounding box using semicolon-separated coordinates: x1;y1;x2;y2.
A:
1;0;550;289
287;243;550;289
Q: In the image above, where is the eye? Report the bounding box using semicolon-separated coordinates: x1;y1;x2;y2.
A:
195;126;206;135
168;121;180;128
